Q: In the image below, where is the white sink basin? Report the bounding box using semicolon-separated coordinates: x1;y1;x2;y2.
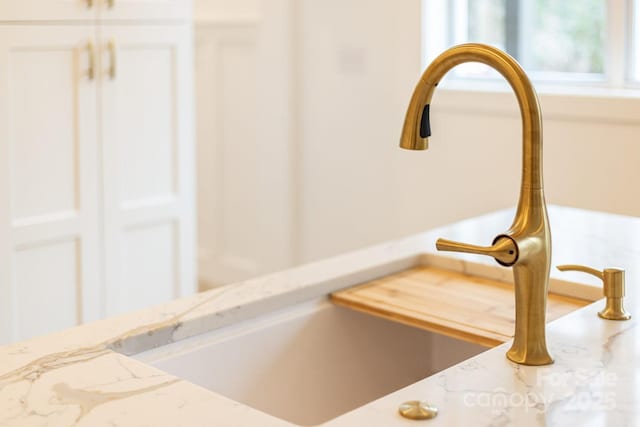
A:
135;299;486;426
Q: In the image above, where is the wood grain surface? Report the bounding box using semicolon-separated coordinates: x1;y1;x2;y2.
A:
331;266;591;348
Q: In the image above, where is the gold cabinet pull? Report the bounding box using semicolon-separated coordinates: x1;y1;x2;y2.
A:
107;0;115;8
87;0;93;8
107;40;117;79
87;41;96;80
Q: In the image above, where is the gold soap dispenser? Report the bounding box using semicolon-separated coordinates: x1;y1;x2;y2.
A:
557;265;631;320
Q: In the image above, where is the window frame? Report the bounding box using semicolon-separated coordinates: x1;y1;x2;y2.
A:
422;0;637;90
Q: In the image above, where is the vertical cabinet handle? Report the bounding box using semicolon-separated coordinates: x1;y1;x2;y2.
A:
87;0;93;8
107;0;115;8
87;41;96;80
107;40;117;80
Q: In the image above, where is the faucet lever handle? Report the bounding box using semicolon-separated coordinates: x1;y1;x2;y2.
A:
436;235;518;266
556;264;631;321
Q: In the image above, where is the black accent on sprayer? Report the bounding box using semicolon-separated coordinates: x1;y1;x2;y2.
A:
420;104;431;138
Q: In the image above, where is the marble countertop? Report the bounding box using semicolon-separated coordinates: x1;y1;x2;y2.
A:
1;205;638;426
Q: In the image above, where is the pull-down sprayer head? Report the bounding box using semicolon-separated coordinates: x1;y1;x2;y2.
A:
399;43;544;195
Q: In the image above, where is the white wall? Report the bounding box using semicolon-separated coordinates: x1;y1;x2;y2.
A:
194;0;259;22
296;0;525;262
435;89;640;216
298;0;429;262
195;1;640;281
296;1;640;263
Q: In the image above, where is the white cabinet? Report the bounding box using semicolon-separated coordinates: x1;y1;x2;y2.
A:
0;11;194;343
0;26;101;343
0;0;191;22
101;0;192;22
0;1;97;21
101;25;195;316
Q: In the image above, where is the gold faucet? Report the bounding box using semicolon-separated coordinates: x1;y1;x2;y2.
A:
400;43;553;366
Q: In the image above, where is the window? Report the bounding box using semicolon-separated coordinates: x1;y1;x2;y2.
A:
422;0;636;88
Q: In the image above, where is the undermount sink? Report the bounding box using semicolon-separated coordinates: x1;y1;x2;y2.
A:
134;299;486;426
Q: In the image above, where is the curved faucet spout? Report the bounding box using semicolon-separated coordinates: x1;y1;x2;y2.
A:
400;43;543;191
400;44;552;366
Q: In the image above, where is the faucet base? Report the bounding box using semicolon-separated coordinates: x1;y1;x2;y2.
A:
506;347;554;366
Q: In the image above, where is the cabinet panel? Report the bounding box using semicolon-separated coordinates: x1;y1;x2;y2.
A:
10;48;78;220
101;25;195;316
0;1;97;21
114;46;175;203
13;240;80;340
108;222;177;315
0;26;101;344
99;0;191;22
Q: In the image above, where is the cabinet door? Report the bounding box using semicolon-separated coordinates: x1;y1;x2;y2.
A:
0;1;97;21
99;0;191;22
0;26;101;344
100;25;196;316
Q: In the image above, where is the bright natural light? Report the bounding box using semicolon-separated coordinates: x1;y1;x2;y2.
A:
424;0;633;86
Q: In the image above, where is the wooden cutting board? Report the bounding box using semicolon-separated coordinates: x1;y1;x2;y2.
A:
330;266;592;348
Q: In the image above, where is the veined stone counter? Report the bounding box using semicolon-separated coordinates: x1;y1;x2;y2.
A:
0;205;638;426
